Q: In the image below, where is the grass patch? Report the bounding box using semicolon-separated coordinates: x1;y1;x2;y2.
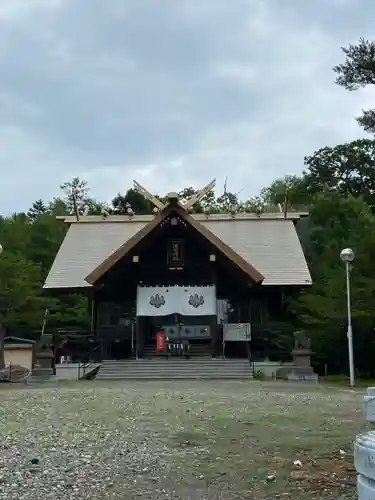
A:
325;374;375;387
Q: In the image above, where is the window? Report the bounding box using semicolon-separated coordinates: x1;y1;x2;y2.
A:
167;239;184;265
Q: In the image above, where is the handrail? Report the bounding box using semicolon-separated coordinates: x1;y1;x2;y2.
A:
0;363;11;381
78;345;101;379
1;363;31;383
246;340;253;366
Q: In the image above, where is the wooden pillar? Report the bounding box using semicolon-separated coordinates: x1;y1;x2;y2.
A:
135;316;145;358
135;316;139;358
210;256;218;357
0;325;5;370
90;295;98;336
247;296;252;361
88;292;99;338
131;320;136;358
51;332;57;375
217;322;223;357
210;315;218;357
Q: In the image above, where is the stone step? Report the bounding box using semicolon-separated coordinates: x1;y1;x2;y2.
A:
26;375;58;385
99;368;251;372
97;369;253;376
95;373;253;381
96;358;253;380
98;368;251;371
99;359;251;365
99;369;251;373
31;368;54;376
99;362;251;368
98;368;252;376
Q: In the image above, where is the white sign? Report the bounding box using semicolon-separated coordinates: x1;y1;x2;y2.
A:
223;323;251;342
136;285;217;316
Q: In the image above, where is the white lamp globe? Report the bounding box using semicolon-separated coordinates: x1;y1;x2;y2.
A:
340;248;355;263
0;243;3;255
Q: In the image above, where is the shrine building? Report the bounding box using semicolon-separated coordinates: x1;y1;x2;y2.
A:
44;180;312;363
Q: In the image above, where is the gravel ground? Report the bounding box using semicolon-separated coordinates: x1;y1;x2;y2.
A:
0;380;365;499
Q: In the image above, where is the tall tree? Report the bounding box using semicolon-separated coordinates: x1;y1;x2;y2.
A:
291;191;375;374
60;177;106;215
0;213;31;257
27;213;67;274
47;198;69;216
60;177;90;214
0;252;56;333
260;175;309;208
112;189;154;215
27;199;46;219
333;38;375;133
303;139;375;210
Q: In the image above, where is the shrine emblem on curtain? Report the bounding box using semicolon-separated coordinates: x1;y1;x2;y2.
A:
136;285;216;316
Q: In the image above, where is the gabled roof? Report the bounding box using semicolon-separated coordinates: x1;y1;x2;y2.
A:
85;203;264;284
43;210;312;289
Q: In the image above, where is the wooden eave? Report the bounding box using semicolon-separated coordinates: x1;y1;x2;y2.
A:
85;203;264;285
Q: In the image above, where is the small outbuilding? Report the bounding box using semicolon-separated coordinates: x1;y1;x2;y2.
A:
3;336;36;372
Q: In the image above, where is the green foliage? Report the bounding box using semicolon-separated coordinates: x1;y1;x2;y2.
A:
260;175;309;208
286;191;375;375
112;189;153;215
295;192;375;323
0;185;94;335
251;321;295;362
303;140;375;210
27;199;46;219
0;252;54;331
333;38;375;133
60;177;106;215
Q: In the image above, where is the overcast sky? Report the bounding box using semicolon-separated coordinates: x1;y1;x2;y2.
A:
0;0;374;213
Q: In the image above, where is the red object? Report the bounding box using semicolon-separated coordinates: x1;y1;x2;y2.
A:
156;331;166;351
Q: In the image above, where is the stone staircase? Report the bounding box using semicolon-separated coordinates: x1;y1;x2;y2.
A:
95;358;254;380
26;368;57;385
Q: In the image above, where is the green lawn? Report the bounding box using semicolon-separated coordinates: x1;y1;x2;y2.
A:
324;374;375;387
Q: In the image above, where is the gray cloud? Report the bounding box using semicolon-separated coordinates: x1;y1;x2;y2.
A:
0;0;374;212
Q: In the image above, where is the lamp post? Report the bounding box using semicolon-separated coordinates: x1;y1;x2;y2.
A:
340;248;355;388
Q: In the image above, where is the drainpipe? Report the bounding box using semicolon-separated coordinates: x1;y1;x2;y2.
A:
355;387;375;497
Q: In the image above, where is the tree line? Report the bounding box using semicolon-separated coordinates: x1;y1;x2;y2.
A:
2;38;375;376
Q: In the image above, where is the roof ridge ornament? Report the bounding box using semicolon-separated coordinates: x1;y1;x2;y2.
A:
133;179;216;213
133;180;164;211
183;179;216;210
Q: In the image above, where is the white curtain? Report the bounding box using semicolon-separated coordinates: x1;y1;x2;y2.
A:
136;285;217;316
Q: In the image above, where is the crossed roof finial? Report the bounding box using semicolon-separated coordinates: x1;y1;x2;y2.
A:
133;179;216;212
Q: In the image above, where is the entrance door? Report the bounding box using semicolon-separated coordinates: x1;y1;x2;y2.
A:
101;340;112;360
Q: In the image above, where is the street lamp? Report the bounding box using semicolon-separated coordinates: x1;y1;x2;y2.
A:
340;248;355;388
0;244;2;255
